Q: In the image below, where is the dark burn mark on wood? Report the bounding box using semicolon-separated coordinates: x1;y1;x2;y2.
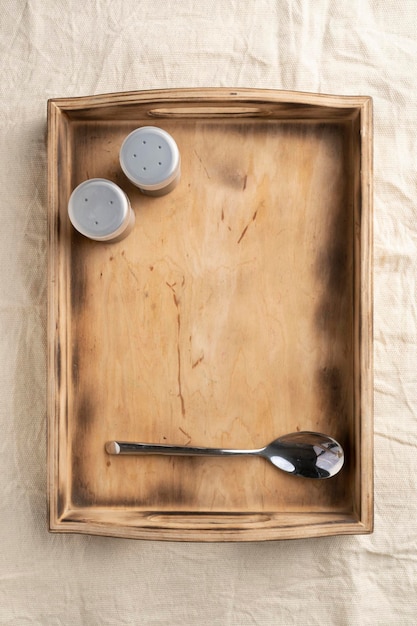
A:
74;392;96;432
223;168;248;190
316;244;349;296
316;366;344;415
314;300;333;333
150;465;199;506
71;477;97;508
57;491;65;519
70;240;87;314
150;481;183;507
71;341;80;387
313;128;353;350
70;394;98;507
85;471;196;509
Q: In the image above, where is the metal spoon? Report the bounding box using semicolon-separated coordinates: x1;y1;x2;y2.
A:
105;431;344;479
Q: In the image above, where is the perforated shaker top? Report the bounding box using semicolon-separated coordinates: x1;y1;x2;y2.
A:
119;126;180;191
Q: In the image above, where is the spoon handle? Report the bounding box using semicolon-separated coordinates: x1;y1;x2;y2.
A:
105;441;259;457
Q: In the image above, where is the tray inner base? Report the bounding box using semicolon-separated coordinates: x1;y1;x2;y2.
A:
59;117;357;519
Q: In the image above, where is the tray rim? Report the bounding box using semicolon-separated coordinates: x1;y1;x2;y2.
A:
47;87;373;541
49;512;370;543
48;86;371;110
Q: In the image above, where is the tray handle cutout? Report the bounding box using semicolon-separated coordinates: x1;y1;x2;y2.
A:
147;106;272;118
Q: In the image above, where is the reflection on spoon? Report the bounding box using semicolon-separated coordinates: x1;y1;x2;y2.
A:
105;431;344;479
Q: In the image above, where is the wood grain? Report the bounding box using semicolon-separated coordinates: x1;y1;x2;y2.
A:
47;88;373;540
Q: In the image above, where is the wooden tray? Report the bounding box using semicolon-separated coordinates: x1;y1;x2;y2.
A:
47;88;373;541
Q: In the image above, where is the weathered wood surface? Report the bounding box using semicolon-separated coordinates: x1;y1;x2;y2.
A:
47;89;373;540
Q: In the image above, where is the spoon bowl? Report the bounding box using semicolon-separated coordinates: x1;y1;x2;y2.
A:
105;431;344;479
260;432;344;479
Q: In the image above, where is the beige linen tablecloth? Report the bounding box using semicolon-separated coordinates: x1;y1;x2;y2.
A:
1;1;416;624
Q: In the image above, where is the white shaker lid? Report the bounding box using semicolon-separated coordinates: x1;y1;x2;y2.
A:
119;126;180;191
68;178;131;241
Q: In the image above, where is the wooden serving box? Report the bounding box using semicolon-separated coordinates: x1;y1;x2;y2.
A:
47;88;373;541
